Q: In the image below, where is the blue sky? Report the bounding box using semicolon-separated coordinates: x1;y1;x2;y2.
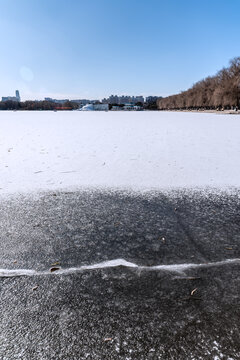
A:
0;0;239;100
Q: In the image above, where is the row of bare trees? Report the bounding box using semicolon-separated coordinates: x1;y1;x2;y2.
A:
0;100;79;111
157;57;240;110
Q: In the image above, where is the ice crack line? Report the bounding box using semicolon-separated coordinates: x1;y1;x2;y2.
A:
0;258;240;278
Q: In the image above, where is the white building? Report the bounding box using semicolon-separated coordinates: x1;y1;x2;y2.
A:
111;105;123;111
123;104;134;110
81;104;94;111
81;104;109;111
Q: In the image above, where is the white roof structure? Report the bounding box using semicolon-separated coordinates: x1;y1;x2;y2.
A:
81;104;94;111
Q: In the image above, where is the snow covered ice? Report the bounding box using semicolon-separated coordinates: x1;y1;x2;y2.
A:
1;110;240;360
0;110;240;194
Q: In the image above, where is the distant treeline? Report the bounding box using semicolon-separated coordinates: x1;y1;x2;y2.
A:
157;57;240;110
0;99;160;111
0;100;79;111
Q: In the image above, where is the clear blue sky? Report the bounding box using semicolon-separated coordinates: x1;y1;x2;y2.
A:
0;0;239;100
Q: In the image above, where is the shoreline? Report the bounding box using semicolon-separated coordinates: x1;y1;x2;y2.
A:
158;108;240;115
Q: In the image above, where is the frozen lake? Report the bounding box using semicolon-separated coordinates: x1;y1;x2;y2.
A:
1;111;240;359
0;110;240;194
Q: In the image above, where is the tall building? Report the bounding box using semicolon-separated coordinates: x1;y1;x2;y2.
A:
108;95;119;104
134;96;144;104
2;90;21;102
15;90;20;102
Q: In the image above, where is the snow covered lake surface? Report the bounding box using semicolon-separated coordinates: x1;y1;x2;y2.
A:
0;110;240;195
1;111;240;359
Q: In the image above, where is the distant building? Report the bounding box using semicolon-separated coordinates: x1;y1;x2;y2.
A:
102;95;144;105
93;104;109;111
111;105;123;111
44;98;69;104
134;96;144;103
2;90;21;102
119;96;132;104
134;105;143;110
122;103;143;110
65;99;99;106
108;95;120;104
145;96;159;103
123;103;134;110
71;99;90;105
15;90;20;102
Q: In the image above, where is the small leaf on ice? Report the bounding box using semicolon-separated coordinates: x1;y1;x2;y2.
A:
50;267;60;272
191;288;197;296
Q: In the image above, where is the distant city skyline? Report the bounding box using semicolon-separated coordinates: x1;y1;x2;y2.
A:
0;0;240;101
2;90;21;102
1;90;161;103
2;90;158;104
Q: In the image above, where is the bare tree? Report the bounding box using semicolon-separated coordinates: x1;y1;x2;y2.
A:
157;57;240;110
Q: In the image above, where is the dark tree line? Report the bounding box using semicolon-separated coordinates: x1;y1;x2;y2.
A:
0;100;79;111
144;100;159;110
157;57;240;110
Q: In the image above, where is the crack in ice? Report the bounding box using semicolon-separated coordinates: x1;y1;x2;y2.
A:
0;258;240;278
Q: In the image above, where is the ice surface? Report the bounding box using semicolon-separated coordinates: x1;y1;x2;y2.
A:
0;110;240;194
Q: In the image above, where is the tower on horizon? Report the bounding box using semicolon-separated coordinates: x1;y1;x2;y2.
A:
15;90;20;102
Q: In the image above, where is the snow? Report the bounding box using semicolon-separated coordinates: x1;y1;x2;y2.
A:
0;110;240;195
